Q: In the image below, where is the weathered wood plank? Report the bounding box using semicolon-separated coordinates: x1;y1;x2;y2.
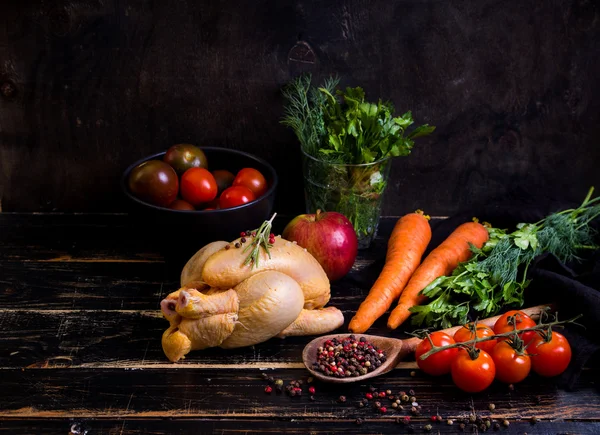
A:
1;418;600;434
0;261;177;310
0;308;414;369
0;256;384;311
1;368;598;421
0;214;404;263
0;214;164;262
1;0;599;216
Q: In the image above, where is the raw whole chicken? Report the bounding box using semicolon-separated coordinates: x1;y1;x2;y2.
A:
160;236;344;362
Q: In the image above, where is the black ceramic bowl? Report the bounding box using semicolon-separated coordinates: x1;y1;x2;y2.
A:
121;147;278;258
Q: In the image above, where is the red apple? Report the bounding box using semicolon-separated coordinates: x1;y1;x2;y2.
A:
282;210;358;281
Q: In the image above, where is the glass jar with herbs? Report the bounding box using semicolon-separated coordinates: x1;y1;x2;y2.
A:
281;75;435;248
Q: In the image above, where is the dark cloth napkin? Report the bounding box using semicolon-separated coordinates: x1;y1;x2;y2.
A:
428;189;600;390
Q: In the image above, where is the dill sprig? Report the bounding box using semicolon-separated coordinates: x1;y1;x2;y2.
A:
280;74;340;157
410;187;600;329
243;213;277;268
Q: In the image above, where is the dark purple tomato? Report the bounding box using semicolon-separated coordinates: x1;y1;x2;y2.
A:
212;169;235;195
168;199;196;211
128;160;179;207
163;144;208;175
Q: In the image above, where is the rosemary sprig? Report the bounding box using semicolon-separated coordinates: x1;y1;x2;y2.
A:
243;213;277;268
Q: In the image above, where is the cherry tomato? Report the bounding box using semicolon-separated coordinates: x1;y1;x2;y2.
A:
490;341;531;383
163;144;208;175
415;332;459;376
168;199;196;211
128;160;179;207
529;331;572;377
202;197;220;210
454;323;498;354
233;168;268;197
219;185;256;209
493;310;537;345
212;169;236;195
180;168;218;207
451;349;496;393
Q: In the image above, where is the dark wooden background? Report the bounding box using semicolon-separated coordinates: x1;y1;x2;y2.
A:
0;0;599;215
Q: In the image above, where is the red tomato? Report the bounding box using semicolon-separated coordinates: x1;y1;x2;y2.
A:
490;341;531;383
219;185;256;209
493;310;537;345
233;168;268;197
454;323;498;354
180;168;218;207
168;199;196;211
415;332;459;376
451;349;496;393
529;331;572;377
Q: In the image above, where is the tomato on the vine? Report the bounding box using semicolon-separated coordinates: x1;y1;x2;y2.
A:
454;323;497;354
493;310;537;345
490;341;531;384
415;332;458;376
451;348;496;393
233;168;268;197
529;330;572;377
219;185;256;209
180;168;218;207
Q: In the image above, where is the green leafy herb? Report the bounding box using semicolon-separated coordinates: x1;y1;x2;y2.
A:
409;187;600;329
281;74;435;239
280;75;340;158
317;86;435;164
243;213;277;268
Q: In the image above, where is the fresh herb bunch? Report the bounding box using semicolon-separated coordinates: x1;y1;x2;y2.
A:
410;187;600;329
317;86;435;164
280;74;340;158
281;74;435;242
281;74;435;165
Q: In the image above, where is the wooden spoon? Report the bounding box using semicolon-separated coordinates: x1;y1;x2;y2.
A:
302;304;551;384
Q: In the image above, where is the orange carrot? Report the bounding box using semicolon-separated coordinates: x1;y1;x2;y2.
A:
348;211;432;333
387;220;489;330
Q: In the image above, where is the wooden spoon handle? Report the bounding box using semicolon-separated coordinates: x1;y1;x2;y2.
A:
401;304;553;355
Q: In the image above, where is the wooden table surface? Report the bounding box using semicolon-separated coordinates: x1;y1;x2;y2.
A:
1;213;599;434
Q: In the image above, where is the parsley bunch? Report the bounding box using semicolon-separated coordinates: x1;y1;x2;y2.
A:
280;74;435;165
280;74;435;240
410;188;600;329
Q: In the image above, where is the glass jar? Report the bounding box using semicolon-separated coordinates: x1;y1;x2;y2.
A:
301;149;392;249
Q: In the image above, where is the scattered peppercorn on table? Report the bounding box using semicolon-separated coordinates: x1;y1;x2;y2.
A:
1;213;599;434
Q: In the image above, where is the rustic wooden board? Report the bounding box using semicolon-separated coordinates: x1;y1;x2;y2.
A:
2;419;600;435
2;213;600;433
1;368;599;420
1;0;599;215
0;308;418;369
0;213;401;263
0;261;177;310
0;264;380;311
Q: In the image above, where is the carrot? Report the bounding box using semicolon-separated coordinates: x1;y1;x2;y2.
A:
348;211;432;333
386;220;489;330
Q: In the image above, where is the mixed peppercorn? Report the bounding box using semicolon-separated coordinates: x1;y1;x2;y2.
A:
259;372;533;432
311;335;386;378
